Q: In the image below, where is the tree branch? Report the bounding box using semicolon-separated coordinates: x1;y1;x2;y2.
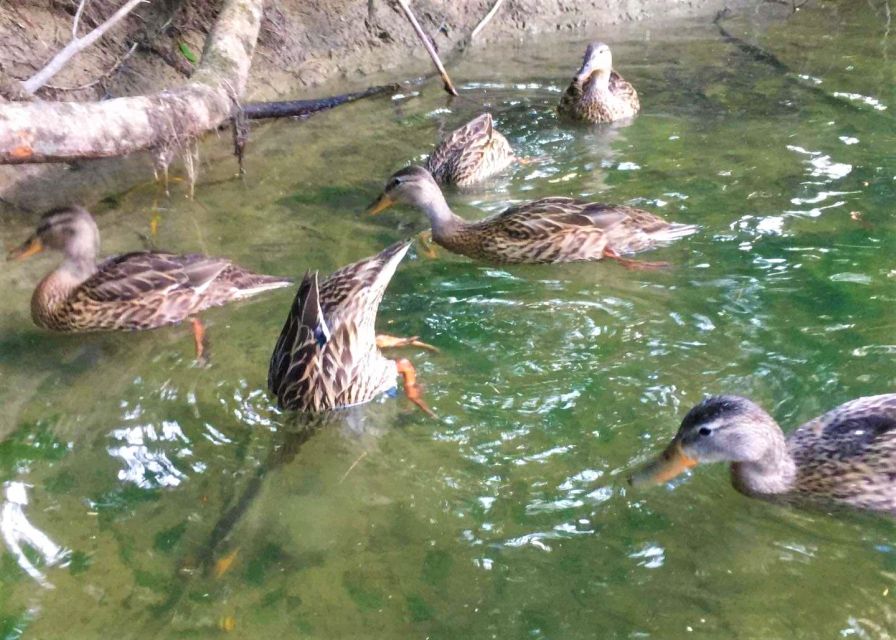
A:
0;0;264;164
44;42;138;92
394;0;458;96
22;0;146;96
471;0;506;41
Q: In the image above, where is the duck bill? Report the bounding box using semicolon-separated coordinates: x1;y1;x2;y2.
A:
366;193;396;216
7;236;43;261
630;442;698;487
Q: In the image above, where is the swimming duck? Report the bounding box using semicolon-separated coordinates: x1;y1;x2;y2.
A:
367;166;695;266
425;113;516;186
558;42;640;123
268;240;435;416
630;394;896;514
7;206;291;358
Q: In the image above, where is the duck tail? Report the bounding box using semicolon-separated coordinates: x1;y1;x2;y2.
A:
651;223;699;243
230;270;294;298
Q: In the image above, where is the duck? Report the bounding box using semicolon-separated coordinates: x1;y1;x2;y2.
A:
558;42;640;123
367;166;696;267
268;240;436;416
425;113;516;187
630;394;896;514
7;205;291;359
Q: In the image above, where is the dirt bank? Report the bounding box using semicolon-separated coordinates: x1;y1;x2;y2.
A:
0;0;750;214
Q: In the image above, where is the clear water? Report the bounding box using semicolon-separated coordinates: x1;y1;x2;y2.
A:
2;3;896;637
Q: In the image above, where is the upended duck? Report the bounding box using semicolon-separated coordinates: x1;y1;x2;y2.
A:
367;166;696;267
7;206;291;359
631;394;896;514
268;240;436;416
425;113;516;187
558;42;640;124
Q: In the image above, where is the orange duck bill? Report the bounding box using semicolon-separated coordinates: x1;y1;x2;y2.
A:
7;236;44;261
629;441;698;486
366;193;397;216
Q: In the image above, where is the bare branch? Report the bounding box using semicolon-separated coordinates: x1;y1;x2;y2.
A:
44;42;138;91
72;0;89;39
394;0;458;96
22;0;146;96
471;0;506;41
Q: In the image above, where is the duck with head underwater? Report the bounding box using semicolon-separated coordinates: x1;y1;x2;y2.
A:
268;240;437;417
424;113;517;187
7;205;292;360
630;394;896;514
558;41;640;124
368;166;696;267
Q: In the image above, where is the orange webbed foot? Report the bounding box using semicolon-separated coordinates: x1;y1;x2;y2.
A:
394;357;438;419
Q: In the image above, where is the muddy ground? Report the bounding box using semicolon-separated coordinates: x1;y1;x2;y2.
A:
0;0;753;213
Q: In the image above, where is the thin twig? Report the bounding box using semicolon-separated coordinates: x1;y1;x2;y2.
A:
470;0;505;40
394;0;458;96
22;0;146;95
339;451;368;484
44;42;137;91
72;0;89;38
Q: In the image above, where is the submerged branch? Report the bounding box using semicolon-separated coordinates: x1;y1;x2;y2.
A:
713;8;893;120
241;83;400;120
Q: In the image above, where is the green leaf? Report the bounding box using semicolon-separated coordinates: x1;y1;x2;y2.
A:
178;42;197;64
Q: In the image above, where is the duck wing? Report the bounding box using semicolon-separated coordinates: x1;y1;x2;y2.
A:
83;252;230;302
426;113;498;180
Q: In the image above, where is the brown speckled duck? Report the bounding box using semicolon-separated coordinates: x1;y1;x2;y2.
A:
7;206;291;358
558;42;640;123
630;394;896;514
268;240;435;416
368;166;695;267
425;113;516;187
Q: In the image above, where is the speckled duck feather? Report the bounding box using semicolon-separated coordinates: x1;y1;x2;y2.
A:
424;113;515;187
29;237;290;332
267;241;411;413
783;394;896;513
558;70;640;123
434;196;696;264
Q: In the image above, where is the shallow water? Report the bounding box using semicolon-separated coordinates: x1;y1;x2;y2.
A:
2;2;896;638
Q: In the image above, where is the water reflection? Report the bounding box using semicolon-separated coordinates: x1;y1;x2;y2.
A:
108;421;192;488
1;482;67;588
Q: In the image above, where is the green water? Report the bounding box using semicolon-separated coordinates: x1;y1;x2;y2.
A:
2;3;896;637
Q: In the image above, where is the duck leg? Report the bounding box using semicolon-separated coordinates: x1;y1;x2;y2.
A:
515;155;547;166
416;230;439;259
190;317;210;364
394;357;437;418
376;334;440;352
602;246;670;270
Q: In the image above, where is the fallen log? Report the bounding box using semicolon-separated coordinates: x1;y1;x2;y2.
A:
0;0;263;165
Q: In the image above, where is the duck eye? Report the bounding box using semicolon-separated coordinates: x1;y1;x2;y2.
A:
698;427;712;436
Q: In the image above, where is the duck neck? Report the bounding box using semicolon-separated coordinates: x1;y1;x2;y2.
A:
730;426;797;496
584;69;611;99
418;192;464;241
32;256;97;327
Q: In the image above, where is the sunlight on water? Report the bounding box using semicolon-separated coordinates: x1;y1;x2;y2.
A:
1;2;896;638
